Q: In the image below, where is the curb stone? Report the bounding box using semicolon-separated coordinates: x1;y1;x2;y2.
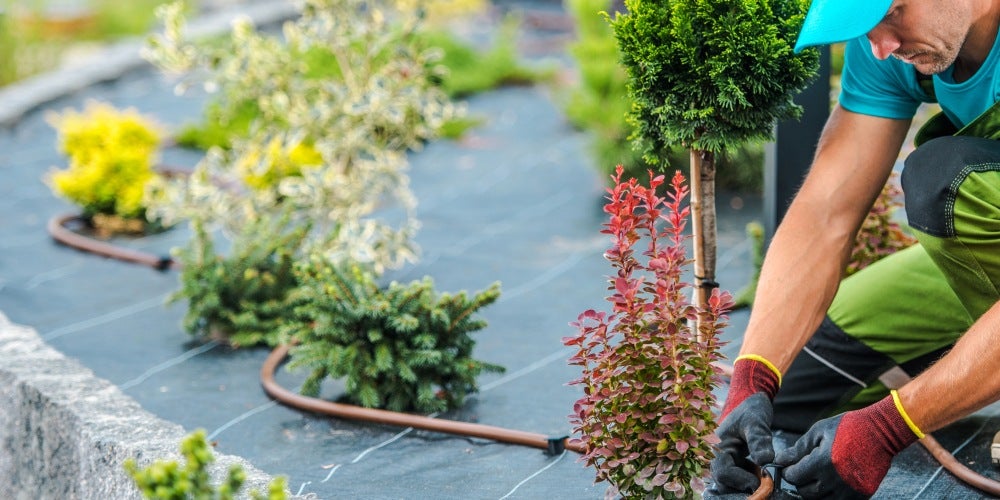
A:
0;312;305;499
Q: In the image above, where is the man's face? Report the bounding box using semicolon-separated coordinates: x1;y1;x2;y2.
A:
866;0;972;75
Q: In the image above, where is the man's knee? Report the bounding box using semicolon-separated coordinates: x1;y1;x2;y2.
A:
902;135;1000;238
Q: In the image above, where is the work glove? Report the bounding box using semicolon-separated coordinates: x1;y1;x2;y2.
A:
707;355;782;495
774;391;922;499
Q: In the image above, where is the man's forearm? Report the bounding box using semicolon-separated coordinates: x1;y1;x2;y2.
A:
738;199;854;373
735;106;909;374
902;299;1000;433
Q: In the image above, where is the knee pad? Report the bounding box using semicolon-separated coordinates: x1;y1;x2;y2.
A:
902;136;1000;237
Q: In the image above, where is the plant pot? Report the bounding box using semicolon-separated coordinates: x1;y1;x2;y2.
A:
87;213;149;238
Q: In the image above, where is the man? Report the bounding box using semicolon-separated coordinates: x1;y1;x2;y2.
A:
710;0;1000;498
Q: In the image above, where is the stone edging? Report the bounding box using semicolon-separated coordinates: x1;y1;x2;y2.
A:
0;312;301;499
0;0;300;128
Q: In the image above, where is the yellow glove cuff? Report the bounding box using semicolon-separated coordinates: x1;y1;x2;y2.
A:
891;389;925;439
734;354;783;387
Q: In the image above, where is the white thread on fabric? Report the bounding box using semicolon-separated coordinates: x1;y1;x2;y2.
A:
206;400;279;441
119;340;220;390
498;450;568;500
42;293;169;340
504;250;589;300
481;348;571;392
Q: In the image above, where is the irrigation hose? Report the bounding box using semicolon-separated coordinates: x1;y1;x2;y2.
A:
918;433;1000;496
884;373;1000;497
748;467;774;500
47;212;578;454
48;214;179;271
260;344;581;454
46;214;1000;497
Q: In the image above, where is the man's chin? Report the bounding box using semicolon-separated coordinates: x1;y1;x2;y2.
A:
913;64;941;76
915;63;950;76
904;57;949;76
895;52;953;75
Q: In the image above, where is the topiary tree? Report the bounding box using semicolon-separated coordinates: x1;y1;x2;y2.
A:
562;0;768;195
609;0;818;322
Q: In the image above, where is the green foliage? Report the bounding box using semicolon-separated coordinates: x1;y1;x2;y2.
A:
566;168;731;498
0;8;17;85
173;21;546;151
733;220;764;309
124;429;288;500
90;0;180;40
435;115;486;140
174;99;259;152
610;0;819;163
283;257;505;413
830;42;846;76
169;214;308;348
145;0;462;274
561;0;765;193
0;0;182;86
424;17;551;98
46;100;163;220
562;0;645;172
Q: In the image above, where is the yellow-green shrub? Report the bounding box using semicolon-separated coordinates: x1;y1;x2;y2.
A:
47;100;162;219
124;429;288;500
236;136;322;191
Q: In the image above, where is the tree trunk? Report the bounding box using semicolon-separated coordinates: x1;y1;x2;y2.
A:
689;148;717;341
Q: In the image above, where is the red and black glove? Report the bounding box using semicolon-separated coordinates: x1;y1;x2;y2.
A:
774;390;922;499
707;355;782;495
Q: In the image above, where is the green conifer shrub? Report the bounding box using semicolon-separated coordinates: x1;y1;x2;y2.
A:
124;429;288;500
282;257;504;413
169;214;309;348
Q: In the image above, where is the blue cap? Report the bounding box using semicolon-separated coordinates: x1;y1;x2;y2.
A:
794;0;893;53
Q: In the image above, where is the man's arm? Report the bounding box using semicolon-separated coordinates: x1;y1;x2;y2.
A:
706;106;912;496
902;299;1000;432
738;105;912;372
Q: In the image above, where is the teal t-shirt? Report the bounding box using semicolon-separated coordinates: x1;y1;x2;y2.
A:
839;33;1000;127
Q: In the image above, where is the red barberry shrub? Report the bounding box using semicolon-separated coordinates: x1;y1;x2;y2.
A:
565;166;733;499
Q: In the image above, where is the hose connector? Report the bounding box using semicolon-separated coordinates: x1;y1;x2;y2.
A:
546;436;568;455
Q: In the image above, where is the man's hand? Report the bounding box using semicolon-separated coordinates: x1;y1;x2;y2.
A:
709;393;776;494
708;356;782;495
774;392;921;499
